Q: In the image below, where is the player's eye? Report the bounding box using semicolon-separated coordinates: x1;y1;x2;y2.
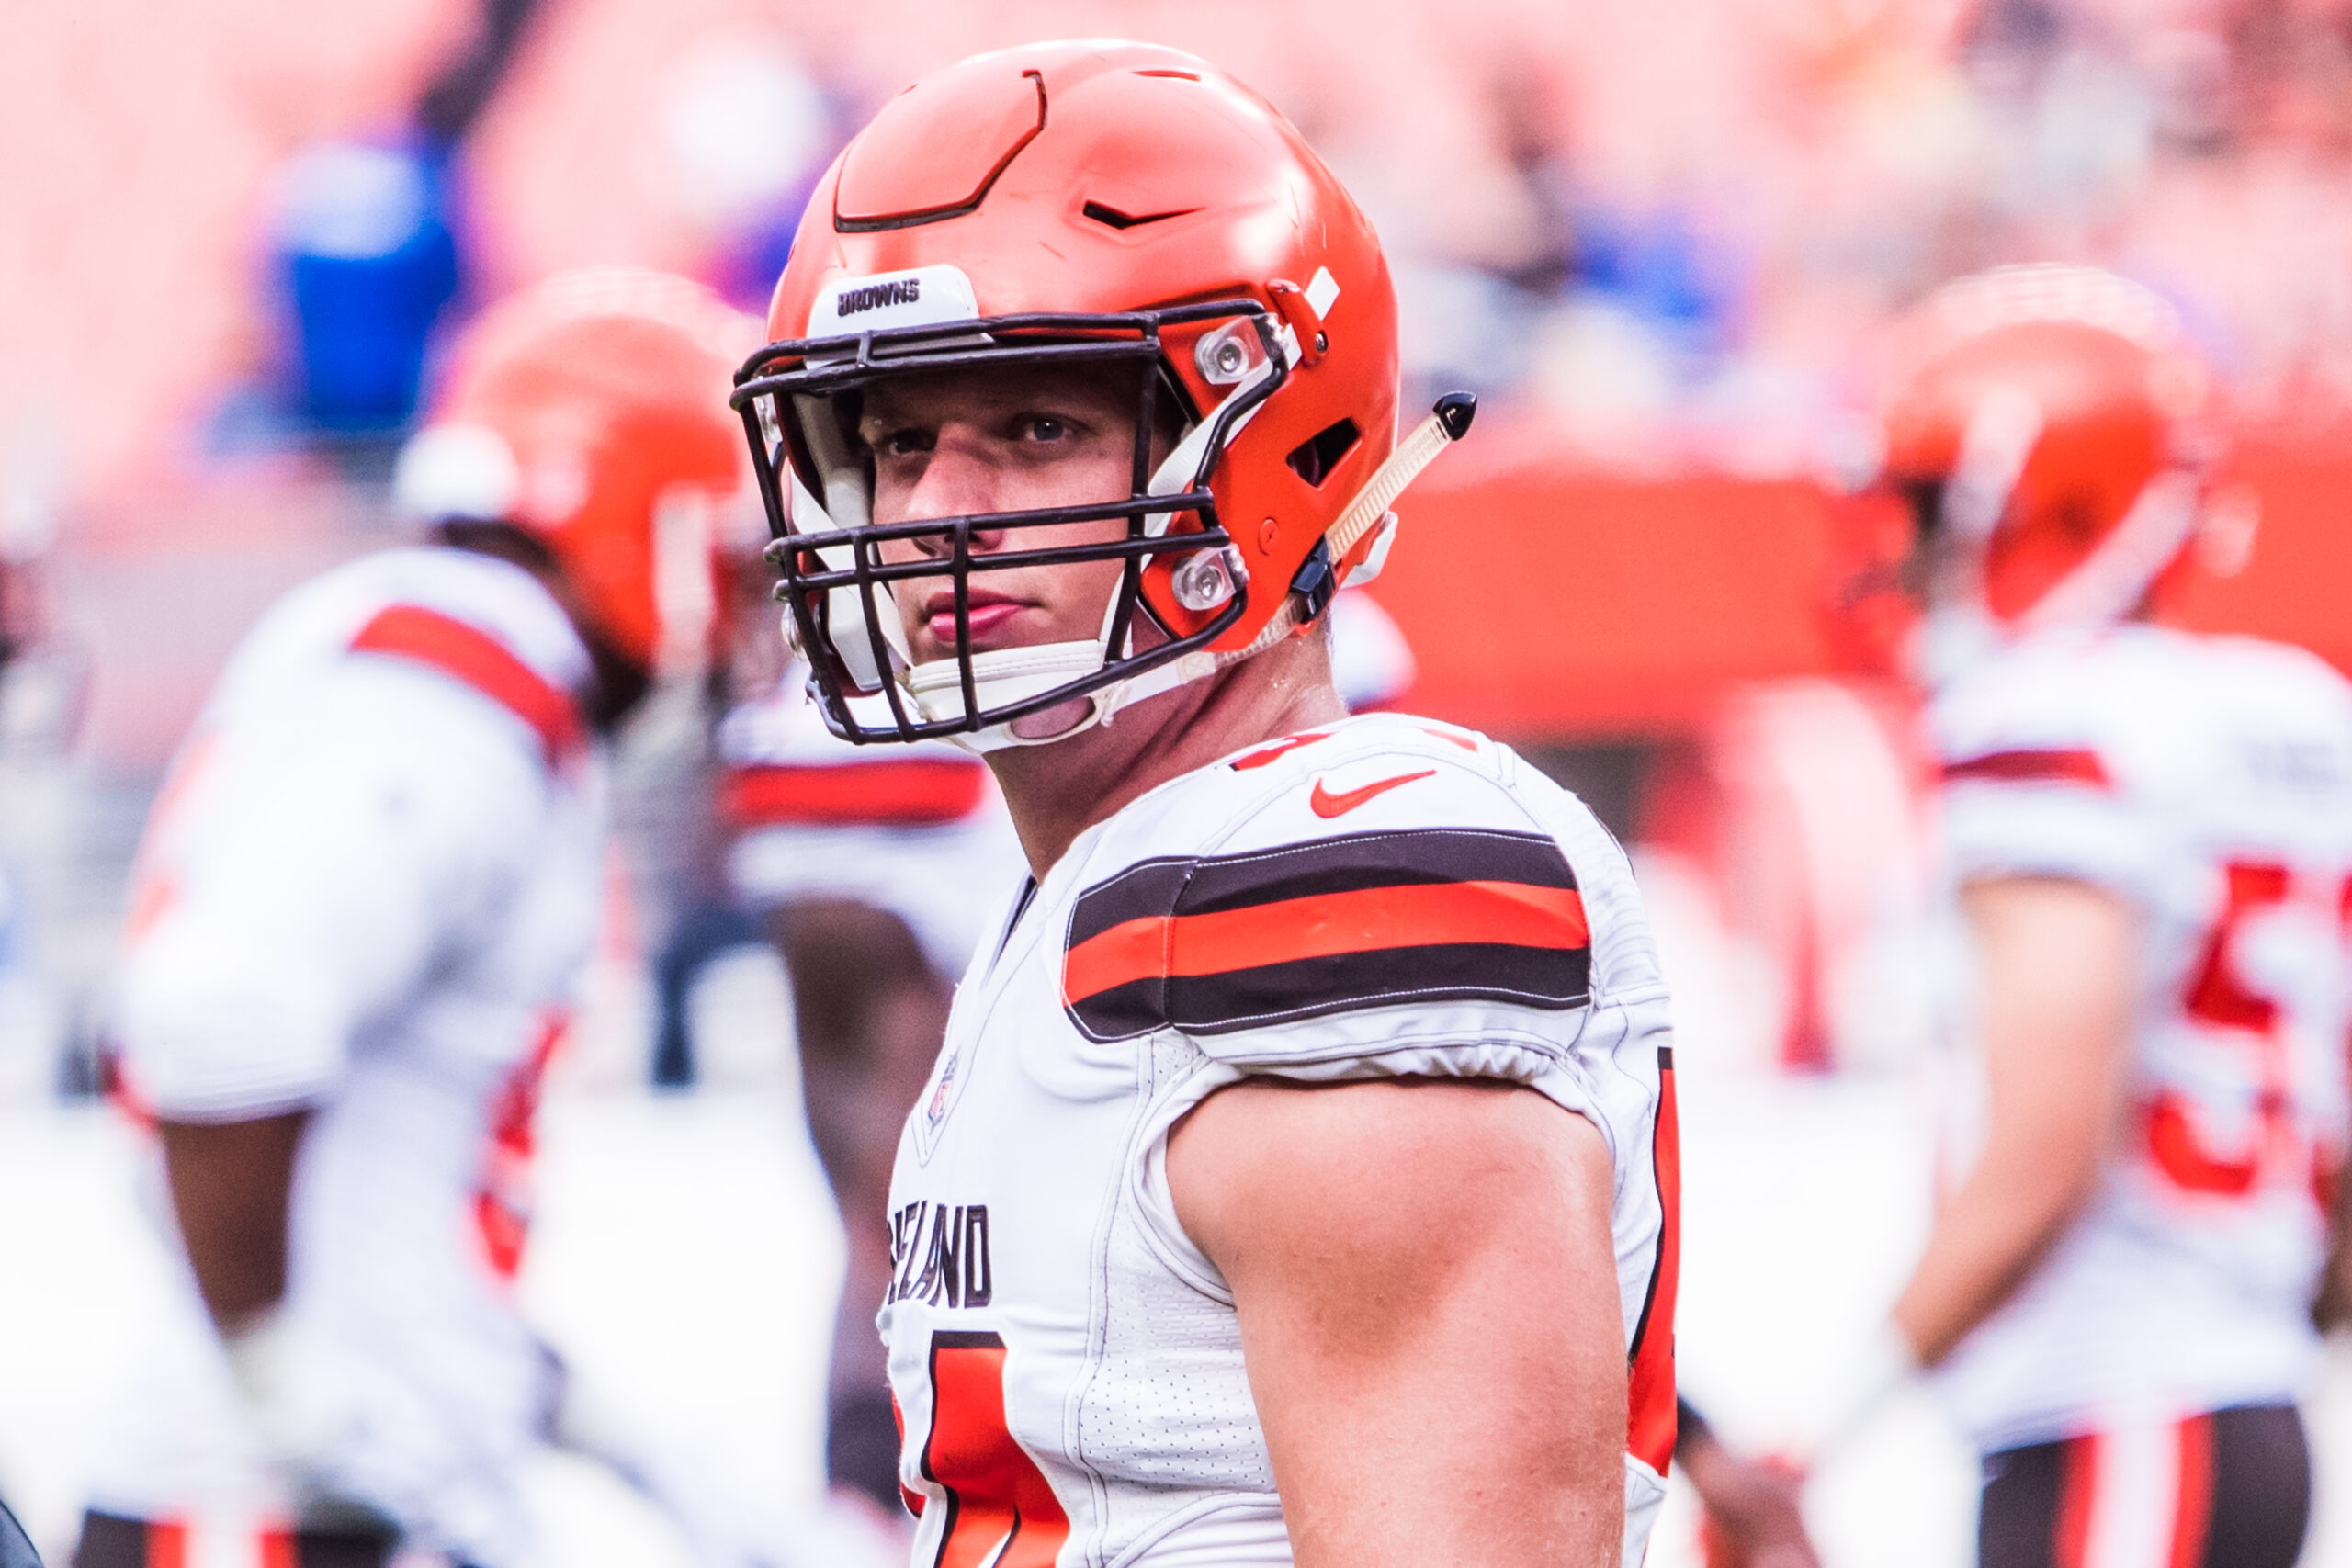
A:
1017;414;1072;445
867;426;933;458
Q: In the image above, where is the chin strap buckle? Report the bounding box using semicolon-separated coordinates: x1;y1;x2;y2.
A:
1287;537;1338;626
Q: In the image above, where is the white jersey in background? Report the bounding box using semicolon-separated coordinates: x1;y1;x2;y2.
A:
714;667;1025;974
95;547;606;1568
1928;625;2352;1451
880;713;1679;1568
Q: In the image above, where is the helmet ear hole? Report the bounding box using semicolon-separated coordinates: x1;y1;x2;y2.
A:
1285;419;1361;488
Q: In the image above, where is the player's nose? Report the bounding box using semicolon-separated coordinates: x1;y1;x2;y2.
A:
902;426;1012;553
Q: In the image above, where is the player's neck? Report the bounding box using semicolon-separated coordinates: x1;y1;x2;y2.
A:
988;634;1346;879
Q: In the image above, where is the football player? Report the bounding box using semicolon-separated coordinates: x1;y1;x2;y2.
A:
711;653;1023;1532
78;269;750;1568
1809;265;2352;1567
729;40;1679;1568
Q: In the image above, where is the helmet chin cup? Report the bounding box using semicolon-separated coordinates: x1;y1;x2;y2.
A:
907;639;1111;751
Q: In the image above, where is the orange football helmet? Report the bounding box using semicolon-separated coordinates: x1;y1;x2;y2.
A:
395;268;753;672
1873;264;2219;680
731;39;1472;748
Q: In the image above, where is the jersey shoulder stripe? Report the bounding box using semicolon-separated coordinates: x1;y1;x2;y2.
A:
349;604;584;765
1061;828;1589;1042
720;757;986;829
1940;746;2112;790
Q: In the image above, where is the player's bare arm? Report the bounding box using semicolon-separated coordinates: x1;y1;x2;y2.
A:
158;1111;308;1328
1892;876;2136;1365
1673;1401;1818;1568
2317;1142;2352;1331
1170;1078;1627;1568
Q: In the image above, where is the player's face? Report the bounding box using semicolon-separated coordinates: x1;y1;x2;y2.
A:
858;364;1170;664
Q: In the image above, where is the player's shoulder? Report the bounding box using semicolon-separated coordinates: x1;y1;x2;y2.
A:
217;547;592;770
1125;711;1609;848
1929;625;2186;783
1057;714;1630;1043
1935;626;2352;787
2188;631;2352;723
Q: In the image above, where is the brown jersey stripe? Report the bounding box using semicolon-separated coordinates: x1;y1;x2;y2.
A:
1940;747;2111;789
1066;829;1577;950
1063;879;1589;1004
1066;858;1194;951
1069;940;1590;1040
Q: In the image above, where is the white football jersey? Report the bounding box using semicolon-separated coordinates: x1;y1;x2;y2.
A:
1928;625;2352;1451
880;712;1679;1568
93;547;606;1567
714;668;1025;975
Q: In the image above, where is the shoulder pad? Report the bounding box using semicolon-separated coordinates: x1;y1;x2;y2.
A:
1061;726;1590;1042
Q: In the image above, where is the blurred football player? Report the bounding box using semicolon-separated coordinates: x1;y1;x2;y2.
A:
731;40;1679;1567
1676;1398;1818;1568
1812;265;2352;1568
710;650;1023;1530
78;269;749;1568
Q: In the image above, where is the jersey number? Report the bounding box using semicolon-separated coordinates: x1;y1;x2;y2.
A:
917;1330;1070;1568
2145;861;2346;1204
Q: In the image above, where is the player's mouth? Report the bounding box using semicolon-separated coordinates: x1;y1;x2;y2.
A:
921;587;1036;650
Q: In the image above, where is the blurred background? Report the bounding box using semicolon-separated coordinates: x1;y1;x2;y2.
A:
4;1;2351;1564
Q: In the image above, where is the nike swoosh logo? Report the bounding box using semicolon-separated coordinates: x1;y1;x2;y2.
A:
1310;769;1436;818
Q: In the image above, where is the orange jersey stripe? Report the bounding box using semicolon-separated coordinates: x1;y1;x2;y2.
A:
2167;1413;2215;1568
720;758;986;829
1625;1047;1680;1475
351;604;584;764
1064;878;1588;1002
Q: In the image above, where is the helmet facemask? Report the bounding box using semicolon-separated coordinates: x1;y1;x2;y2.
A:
732;299;1290;749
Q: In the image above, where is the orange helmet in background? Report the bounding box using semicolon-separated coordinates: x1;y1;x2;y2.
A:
395;267;754;671
732;39;1472;749
1874;264;2222;678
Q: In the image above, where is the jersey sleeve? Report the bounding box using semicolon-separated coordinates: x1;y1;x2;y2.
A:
118;664;549;1119
1930;649;2153;897
1057;744;1645;1132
